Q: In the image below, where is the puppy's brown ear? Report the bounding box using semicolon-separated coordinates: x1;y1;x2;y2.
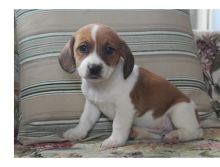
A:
58;36;76;73
120;39;134;79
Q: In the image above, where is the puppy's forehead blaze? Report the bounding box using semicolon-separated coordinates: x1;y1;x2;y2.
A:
74;25;121;67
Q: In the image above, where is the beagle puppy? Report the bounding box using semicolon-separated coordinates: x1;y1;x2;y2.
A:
59;24;203;149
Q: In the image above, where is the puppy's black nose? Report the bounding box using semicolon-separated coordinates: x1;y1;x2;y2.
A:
88;64;102;75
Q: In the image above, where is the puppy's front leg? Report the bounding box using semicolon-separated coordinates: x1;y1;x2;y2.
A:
101;105;135;149
63;99;101;141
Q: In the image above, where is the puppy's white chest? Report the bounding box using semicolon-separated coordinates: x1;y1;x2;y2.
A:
87;93;116;120
96;102;115;120
82;84;113;104
82;81;116;120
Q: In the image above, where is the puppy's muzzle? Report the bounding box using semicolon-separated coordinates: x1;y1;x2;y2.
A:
87;64;103;79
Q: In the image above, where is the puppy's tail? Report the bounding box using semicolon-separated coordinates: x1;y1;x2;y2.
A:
199;111;220;128
200;119;220;128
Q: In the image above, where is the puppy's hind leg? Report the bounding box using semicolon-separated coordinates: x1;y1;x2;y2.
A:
163;101;203;144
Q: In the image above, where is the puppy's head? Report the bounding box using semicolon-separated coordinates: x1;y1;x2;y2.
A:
59;24;134;82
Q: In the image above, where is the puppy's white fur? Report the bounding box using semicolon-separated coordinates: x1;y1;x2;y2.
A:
77;52;114;82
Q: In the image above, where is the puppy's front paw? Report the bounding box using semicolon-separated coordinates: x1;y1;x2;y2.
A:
63;127;87;141
101;136;126;150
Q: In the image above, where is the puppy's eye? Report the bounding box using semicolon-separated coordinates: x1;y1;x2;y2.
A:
105;46;115;55
79;44;89;54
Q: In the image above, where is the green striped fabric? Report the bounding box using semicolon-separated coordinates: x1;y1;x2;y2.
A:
15;9;211;145
20;79;208;101
20;80;82;100
18;31;197;65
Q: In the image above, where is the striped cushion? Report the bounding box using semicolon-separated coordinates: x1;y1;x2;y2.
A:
15;9;211;145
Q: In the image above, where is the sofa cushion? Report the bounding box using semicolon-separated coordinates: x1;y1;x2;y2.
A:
15;9;210;145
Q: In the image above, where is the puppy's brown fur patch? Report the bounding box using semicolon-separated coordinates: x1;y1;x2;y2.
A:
74;25;95;67
95;25;121;67
130;67;190;118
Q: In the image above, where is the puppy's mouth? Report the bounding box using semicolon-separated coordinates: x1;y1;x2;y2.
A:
86;74;103;80
87;74;102;80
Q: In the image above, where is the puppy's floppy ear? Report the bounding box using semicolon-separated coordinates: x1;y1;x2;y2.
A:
120;39;134;79
58;36;76;73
